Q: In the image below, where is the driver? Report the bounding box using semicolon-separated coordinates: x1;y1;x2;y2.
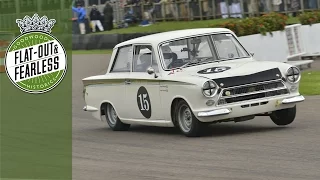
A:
161;45;173;68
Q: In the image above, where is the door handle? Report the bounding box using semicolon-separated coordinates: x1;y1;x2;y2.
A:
125;79;131;85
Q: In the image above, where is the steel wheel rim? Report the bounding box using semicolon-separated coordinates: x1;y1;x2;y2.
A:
107;105;117;125
178;104;192;132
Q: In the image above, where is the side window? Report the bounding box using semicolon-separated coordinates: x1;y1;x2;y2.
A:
110;46;132;73
133;45;159;73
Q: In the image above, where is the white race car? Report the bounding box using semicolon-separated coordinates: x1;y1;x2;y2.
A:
82;28;305;137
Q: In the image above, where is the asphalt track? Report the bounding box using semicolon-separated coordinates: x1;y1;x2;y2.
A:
73;54;320;180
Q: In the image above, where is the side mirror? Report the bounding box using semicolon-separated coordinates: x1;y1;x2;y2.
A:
147;67;158;78
147;67;154;75
147;67;155;75
250;52;255;56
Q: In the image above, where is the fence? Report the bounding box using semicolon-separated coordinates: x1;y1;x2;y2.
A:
72;0;320;24
121;0;320;22
0;0;319;32
71;0;320;31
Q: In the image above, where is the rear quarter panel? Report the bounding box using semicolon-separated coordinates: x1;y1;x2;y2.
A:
83;73;129;120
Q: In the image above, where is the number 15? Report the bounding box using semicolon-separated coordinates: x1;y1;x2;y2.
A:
138;93;149;111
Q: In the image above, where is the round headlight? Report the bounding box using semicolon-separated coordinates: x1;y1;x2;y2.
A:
202;80;217;97
286;67;301;83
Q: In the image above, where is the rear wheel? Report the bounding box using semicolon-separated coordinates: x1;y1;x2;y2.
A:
175;100;205;137
105;104;130;131
270;105;296;126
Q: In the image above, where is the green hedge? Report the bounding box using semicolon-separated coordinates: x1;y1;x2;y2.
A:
208;12;288;37
209;12;320;37
299;11;320;25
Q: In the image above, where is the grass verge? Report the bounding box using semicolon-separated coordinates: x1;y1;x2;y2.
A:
299;70;320;95
96;17;299;35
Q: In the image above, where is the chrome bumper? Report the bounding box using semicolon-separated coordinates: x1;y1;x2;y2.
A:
83;105;98;112
282;95;305;104
197;95;304;117
197;108;231;117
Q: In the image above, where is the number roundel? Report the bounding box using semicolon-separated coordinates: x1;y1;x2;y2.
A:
137;86;152;119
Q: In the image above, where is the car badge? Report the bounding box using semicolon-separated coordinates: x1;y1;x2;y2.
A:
276;74;280;77
220;83;224;87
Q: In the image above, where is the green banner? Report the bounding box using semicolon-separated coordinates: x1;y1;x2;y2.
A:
0;0;72;179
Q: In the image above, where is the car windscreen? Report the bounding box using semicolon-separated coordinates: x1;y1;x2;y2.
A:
159;33;250;70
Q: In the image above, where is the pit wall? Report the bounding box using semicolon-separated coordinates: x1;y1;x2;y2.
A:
239;23;320;62
72;23;320;63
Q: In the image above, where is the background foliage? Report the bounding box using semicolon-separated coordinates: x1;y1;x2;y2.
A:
299;11;320;25
209;12;320;37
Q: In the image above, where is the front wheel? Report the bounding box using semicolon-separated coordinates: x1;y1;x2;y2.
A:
270;105;296;126
175;100;205;137
105;104;130;131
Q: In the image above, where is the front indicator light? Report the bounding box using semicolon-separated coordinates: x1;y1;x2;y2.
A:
206;100;215;106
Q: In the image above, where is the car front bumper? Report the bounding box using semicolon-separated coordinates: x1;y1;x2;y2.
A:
83;105;98;112
281;95;305;104
196;95;305;122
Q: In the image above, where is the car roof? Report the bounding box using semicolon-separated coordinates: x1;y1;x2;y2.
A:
114;28;234;49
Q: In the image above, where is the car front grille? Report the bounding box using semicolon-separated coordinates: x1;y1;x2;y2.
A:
217;80;289;105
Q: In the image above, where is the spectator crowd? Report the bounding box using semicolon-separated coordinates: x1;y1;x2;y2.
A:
72;0;319;34
72;0;115;34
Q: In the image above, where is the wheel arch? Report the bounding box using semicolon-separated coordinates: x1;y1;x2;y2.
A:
100;100;118;121
170;96;192;126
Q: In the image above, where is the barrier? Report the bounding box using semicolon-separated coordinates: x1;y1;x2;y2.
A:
72;32;156;50
0;32;14;73
300;23;320;60
284;24;315;68
285;24;306;59
71;23;319;67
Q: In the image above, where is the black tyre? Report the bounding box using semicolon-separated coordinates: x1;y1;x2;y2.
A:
270;105;296;126
174;100;205;137
104;104;130;131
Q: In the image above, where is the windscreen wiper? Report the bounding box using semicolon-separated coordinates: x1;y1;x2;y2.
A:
180;59;202;68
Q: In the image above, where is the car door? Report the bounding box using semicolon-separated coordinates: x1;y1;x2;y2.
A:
107;45;133;119
123;44;164;121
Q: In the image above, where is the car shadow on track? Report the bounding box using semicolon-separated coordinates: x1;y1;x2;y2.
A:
200;124;289;137
129;124;290;137
89;123;292;137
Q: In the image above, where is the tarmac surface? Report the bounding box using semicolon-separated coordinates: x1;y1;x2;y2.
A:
72;54;320;180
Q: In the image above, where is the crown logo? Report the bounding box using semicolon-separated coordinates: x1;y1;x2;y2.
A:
16;14;56;34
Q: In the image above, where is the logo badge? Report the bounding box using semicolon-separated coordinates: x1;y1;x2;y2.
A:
197;66;231;74
4;14;67;94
